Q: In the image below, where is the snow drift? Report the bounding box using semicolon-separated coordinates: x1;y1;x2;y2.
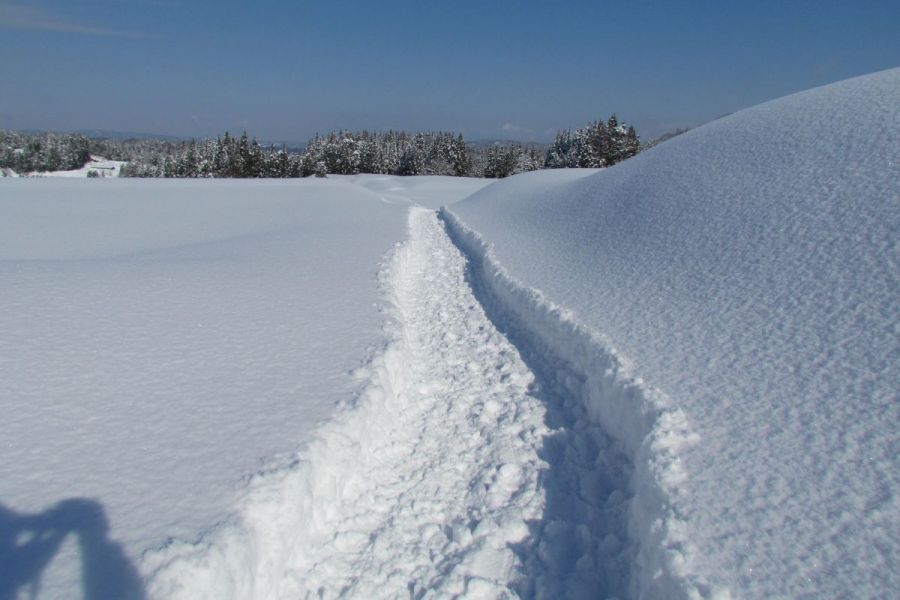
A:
444;68;900;598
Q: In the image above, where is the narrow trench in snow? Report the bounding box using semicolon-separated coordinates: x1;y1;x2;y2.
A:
437;211;634;599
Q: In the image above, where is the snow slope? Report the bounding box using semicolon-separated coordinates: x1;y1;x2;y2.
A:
445;67;900;598
0;177;478;599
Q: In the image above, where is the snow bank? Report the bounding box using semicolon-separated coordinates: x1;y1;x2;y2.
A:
445;68;900;598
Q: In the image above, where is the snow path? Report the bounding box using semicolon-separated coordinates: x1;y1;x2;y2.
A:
146;207;628;598
291;206;553;596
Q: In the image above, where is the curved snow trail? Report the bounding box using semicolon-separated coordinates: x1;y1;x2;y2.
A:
286;206;552;595
144;207;628;598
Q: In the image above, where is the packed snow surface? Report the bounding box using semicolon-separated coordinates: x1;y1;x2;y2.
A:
446;68;900;597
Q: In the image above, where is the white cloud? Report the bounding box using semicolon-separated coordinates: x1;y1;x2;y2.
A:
0;2;154;38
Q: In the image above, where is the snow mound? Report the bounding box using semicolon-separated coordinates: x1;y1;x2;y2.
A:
445;68;900;598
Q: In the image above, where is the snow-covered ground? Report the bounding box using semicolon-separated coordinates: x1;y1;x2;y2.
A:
2;69;897;600
5;155;127;178
144;205;634;599
446;67;900;598
334;174;493;209
0;176;482;598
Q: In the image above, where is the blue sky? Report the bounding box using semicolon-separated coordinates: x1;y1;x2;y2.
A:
1;0;898;142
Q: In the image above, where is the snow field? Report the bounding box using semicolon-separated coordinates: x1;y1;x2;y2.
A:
0;178;411;598
335;174;493;208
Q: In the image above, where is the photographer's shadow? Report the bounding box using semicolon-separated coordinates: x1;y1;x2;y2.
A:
0;498;145;600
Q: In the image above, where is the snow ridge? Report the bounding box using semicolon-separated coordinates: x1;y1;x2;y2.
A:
441;208;709;599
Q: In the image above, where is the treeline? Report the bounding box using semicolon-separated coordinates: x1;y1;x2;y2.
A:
119;132;299;178
119;116;637;179
0;131;91;173
1;114;641;179
303;131;470;176
121;130;549;179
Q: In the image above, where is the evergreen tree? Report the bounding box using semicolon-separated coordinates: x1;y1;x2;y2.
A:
397;145;424;176
236;131;252;177
182;140;199;177
543;114;640;169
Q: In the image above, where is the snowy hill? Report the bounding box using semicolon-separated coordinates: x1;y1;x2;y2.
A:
445;67;900;597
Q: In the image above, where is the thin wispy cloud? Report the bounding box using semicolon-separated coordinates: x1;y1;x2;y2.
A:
0;2;154;38
501;122;533;134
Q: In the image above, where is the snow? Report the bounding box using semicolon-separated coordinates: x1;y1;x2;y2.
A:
0;177;477;598
145;208;544;597
17;155;127;178
334;174;494;208
144;206;635;599
445;67;900;598
2;69;897;599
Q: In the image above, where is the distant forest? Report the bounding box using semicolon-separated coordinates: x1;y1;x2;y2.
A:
1;116;640;179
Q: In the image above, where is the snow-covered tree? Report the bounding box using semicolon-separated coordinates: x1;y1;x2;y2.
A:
544;115;640;169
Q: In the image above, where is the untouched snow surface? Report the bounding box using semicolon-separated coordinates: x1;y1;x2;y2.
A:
446;67;900;598
335;174;493;209
0;177;482;599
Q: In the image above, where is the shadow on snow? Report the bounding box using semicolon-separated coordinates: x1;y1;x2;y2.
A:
0;498;145;600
